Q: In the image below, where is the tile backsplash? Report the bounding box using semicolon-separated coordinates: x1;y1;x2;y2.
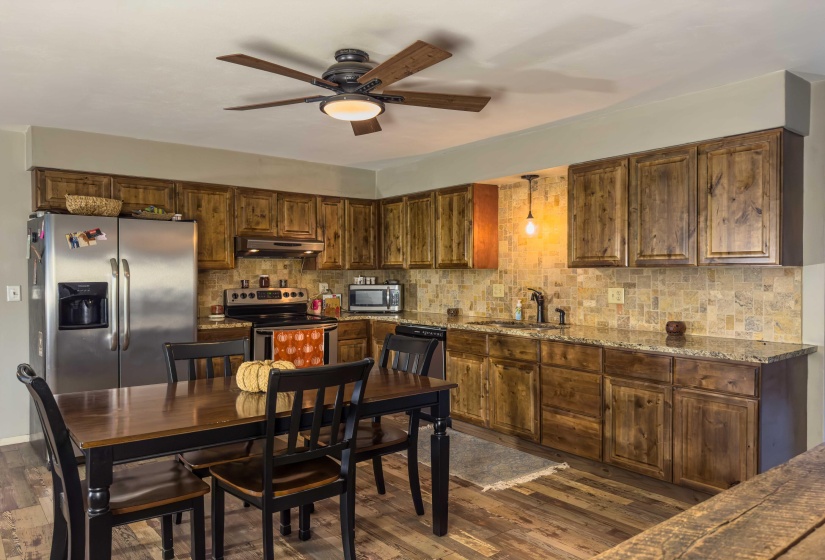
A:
199;171;803;343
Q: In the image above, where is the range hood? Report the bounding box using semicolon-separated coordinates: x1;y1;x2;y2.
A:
234;237;324;259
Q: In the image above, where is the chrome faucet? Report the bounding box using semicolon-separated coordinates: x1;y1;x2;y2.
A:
527;288;545;323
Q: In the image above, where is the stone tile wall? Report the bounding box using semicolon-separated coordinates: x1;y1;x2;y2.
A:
199;172;803;342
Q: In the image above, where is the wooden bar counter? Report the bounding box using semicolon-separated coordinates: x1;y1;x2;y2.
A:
595;442;825;559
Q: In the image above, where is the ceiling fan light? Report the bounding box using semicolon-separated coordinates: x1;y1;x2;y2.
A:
320;94;384;121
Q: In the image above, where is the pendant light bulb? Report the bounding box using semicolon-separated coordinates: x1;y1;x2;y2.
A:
521;174;539;237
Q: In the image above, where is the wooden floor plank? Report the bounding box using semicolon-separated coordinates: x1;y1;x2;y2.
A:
0;430;697;559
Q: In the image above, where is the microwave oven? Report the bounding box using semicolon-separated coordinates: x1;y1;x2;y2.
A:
348;284;403;313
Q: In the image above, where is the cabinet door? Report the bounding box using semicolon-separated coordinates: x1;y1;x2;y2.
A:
673;388;757;493
176;182;234;270
604;377;672;481
446;351;488;427
629;147;697;266
568;158;628;267
235;188;277;236
33;169;113;211
698;130;780;264
317;197;345;270
406;192;435;268
346;199;377;269
196;327;249;378
338;338;369;364
435;185;473;269
380;197;406;269
277;192;317;239
488;357;540;441
113;177;176;215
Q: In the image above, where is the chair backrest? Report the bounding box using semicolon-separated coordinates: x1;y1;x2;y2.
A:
163;338;250;382
16;364;85;550
378;334;439;376
262;357;373;497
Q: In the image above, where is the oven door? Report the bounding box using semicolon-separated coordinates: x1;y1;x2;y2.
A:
253;324;338;364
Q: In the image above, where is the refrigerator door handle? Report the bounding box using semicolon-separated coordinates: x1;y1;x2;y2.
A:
122;258;131;351
109;258;119;351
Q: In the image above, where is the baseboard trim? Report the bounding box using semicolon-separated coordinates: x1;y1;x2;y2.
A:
0;434;31;446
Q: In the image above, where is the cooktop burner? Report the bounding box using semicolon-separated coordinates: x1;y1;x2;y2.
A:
224;287;337;327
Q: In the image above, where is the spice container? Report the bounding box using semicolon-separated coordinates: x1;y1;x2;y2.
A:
258;275;270;288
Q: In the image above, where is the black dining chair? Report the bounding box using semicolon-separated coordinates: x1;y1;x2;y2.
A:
209;357;373;560
300;333;438;527
163;338;271;524
17;363;209;560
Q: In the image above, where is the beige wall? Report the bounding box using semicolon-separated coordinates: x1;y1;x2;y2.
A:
0;129;35;442
27;126;376;198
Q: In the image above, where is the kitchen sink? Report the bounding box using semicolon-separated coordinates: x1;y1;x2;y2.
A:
468;320;565;330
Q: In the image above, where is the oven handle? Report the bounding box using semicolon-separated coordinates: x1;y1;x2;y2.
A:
255;324;338;334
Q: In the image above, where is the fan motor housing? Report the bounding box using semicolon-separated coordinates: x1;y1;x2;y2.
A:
322;48;375;91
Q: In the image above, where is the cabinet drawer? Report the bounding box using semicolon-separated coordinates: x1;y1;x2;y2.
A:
446;330;487;355
604;349;672;383
488;334;539;362
541;341;602;372
674;359;758;397
541;407;602;461
197;327;250;342
338;320;369;340
541;366;602;418
371;321;397;343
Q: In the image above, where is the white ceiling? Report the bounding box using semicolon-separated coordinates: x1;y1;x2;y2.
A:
2;0;825;170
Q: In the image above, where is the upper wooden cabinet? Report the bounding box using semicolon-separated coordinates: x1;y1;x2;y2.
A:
277;192;317;239
434;183;498;269
568;158;628;267
629;147;697;266
235;188;277;237
33;169;113;211
316;197;345;270
379;197;406;269
113;177;176;215
176;182;235;270
698;129;802;265
346;199;377;269
406;192;435;269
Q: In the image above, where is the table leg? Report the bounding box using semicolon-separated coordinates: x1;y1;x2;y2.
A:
85;447;114;560
430;390;450;536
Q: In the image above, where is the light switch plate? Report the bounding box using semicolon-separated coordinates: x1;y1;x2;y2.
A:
608;287;624;304
6;285;21;302
492;284;505;297
318;282;329;293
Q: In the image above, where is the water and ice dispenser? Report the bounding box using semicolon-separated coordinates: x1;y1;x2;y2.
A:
58;282;109;330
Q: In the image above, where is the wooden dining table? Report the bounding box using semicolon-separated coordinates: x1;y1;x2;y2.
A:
54;367;457;560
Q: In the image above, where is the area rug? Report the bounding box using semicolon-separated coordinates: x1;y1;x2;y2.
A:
409;425;568;492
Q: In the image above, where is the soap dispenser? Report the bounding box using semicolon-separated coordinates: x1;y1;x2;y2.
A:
514;299;523;321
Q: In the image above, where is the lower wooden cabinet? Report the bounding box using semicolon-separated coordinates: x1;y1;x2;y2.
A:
196;327;249;379
604;377;672;481
337;320;369;364
445;351;488;427
370;321;397;360
541;408;602;461
540;365;603;460
673;388;757;493
488;358;540;441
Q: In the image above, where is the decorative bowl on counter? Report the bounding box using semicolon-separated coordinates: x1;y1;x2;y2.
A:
666;320;686;335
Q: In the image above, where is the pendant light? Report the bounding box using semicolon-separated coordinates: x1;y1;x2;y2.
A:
522;174;539;236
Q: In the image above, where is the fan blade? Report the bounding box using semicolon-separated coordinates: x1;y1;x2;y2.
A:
357;41;451;89
225;96;327;111
351;118;382;136
382;90;490;112
218;54;338;88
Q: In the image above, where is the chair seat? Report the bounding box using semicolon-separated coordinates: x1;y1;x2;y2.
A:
179;438;288;470
210;455;340;498
82;460;210;516
311;420;409;453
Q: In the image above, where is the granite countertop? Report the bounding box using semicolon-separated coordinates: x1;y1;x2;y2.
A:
338;311;817;364
197;317;253;330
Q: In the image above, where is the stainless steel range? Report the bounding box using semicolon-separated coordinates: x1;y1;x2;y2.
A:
224;288;338;363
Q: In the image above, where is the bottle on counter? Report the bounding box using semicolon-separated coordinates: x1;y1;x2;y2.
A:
259;275;270;288
514;299;523;321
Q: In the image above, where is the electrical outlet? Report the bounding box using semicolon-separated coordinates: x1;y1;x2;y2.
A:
6;285;21;302
608;287;624;304
492;284;505;297
318;282;329;293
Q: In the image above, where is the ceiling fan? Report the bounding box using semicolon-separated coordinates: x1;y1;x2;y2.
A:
217;40;491;136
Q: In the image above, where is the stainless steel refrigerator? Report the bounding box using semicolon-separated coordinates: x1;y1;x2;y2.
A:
27;213;197;450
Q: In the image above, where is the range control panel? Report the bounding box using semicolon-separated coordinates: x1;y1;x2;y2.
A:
225;288;307;305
